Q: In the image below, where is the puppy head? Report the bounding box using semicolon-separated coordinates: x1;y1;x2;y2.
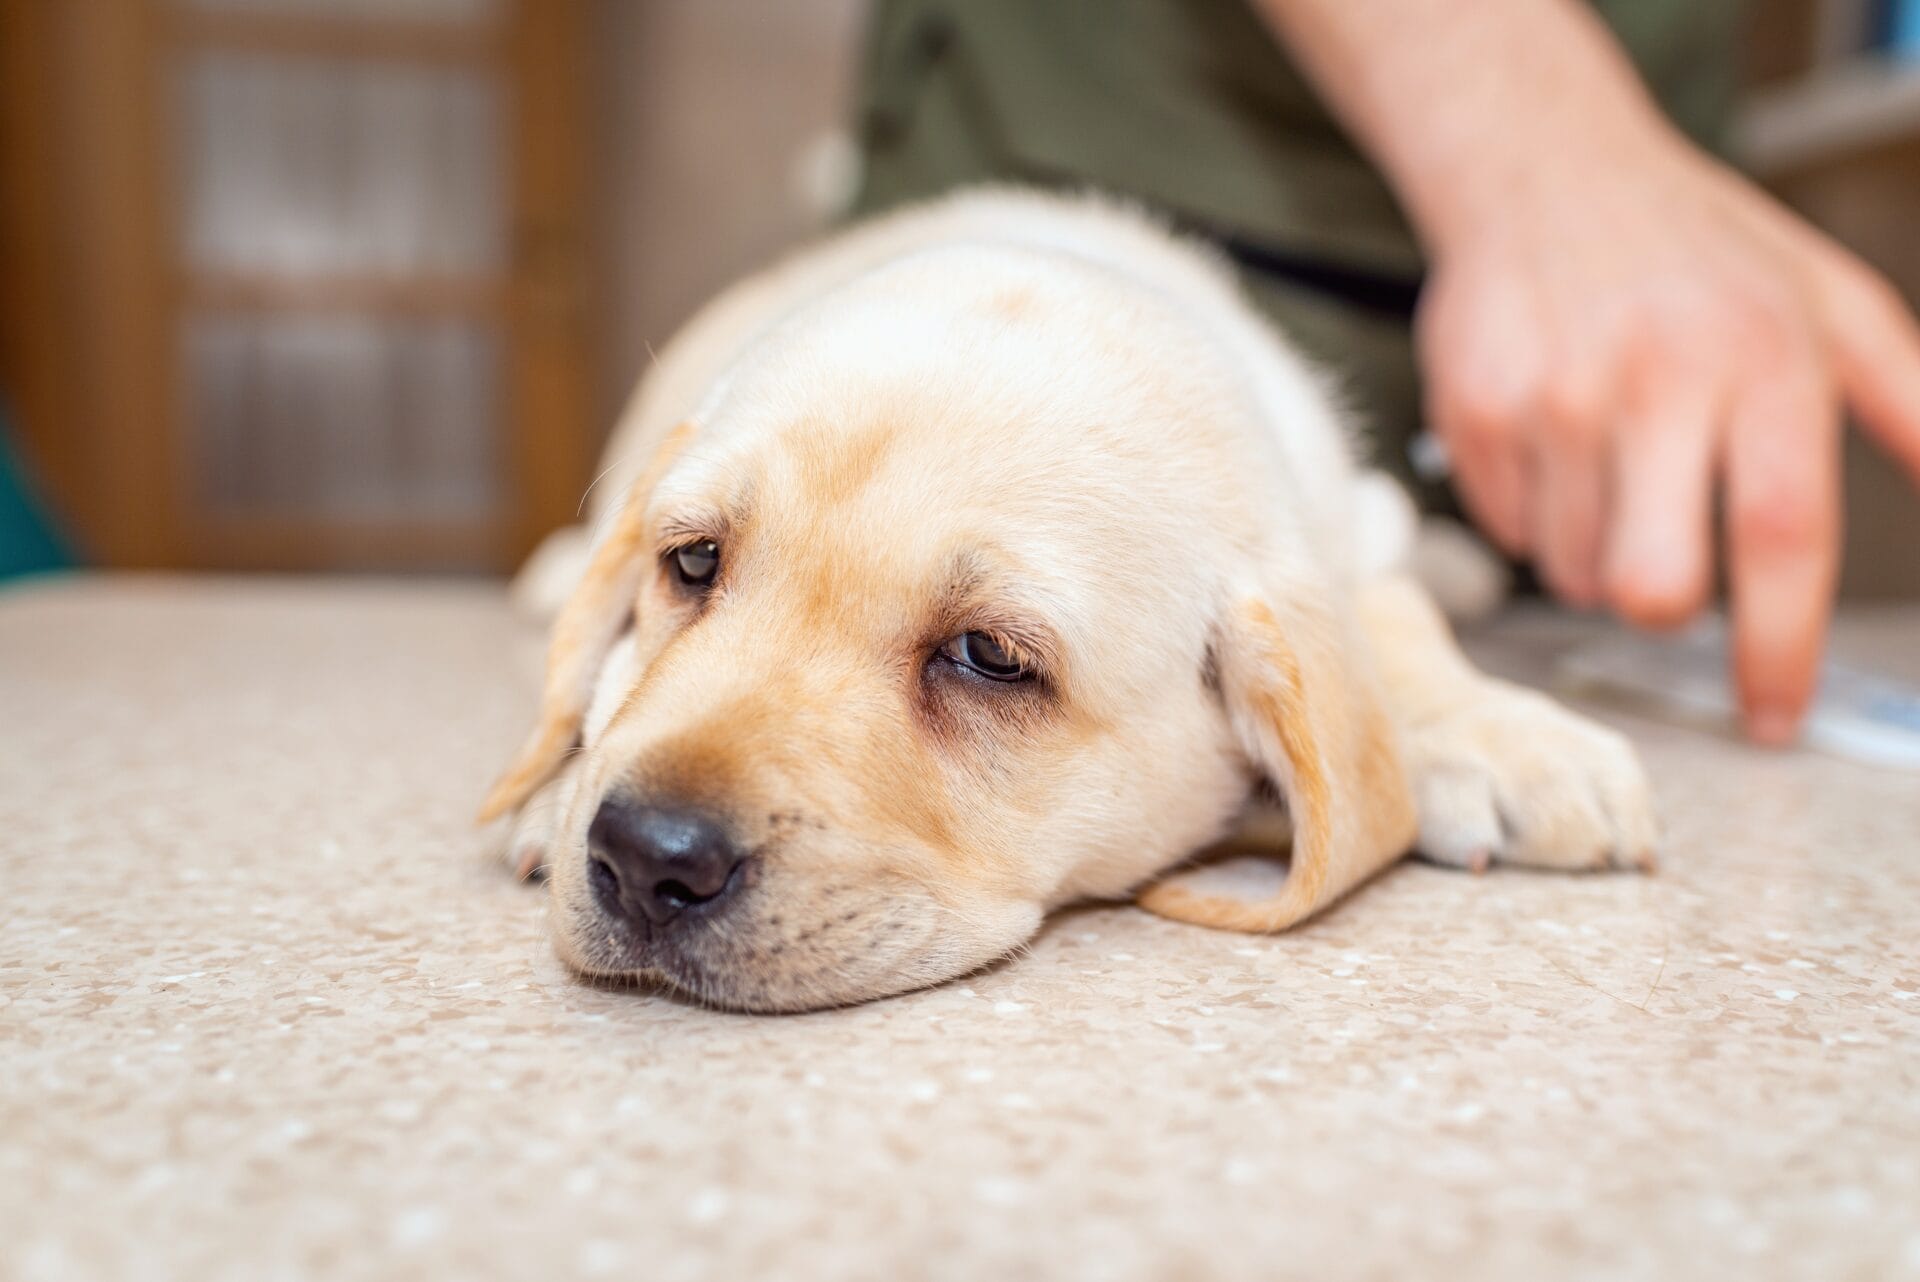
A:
482;252;1413;1009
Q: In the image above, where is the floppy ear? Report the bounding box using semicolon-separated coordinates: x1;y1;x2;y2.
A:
1137;590;1417;932
477;421;698;824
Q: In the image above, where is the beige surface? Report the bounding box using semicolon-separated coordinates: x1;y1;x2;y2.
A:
2;576;1918;1282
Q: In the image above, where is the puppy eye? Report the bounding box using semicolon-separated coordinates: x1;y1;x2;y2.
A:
671;539;719;588
940;631;1028;681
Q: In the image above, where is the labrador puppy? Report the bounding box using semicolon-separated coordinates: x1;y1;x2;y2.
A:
482;188;1655;1012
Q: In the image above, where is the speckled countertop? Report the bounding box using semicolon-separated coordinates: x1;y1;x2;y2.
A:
2;576;1917;1282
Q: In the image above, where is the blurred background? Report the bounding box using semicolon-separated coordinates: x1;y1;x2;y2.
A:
0;0;1916;587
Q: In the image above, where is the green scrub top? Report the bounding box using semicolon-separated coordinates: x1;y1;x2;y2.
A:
848;0;1746;499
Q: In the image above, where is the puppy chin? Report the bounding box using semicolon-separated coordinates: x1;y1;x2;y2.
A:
547;877;1041;1013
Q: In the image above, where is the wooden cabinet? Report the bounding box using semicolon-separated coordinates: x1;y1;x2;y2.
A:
0;0;597;571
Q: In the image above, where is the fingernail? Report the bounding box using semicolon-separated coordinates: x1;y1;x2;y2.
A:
1748;708;1800;746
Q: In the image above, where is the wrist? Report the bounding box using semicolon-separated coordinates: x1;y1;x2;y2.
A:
1394;102;1683;254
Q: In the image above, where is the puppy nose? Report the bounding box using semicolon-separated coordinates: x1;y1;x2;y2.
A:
587;799;744;926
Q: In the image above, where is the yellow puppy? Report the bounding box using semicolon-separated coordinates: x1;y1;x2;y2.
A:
484;189;1655;1011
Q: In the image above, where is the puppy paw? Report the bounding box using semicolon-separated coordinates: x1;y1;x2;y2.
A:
494;764;578;881
1404;681;1657;874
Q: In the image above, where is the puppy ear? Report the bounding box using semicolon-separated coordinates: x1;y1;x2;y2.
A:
1137;591;1416;932
477;421;698;823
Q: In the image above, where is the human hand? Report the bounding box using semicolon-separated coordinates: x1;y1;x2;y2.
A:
1417;129;1920;743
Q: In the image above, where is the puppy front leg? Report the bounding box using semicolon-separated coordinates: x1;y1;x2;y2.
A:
1357;574;1658;873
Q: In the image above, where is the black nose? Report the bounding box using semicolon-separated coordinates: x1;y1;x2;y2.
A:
587;799;744;927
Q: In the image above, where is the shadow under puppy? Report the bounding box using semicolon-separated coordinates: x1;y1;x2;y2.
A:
482;189;1655;1012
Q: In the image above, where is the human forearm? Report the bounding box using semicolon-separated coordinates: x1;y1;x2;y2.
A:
1247;0;1678;246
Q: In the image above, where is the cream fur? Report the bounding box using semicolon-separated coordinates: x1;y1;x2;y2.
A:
487;188;1656;1011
